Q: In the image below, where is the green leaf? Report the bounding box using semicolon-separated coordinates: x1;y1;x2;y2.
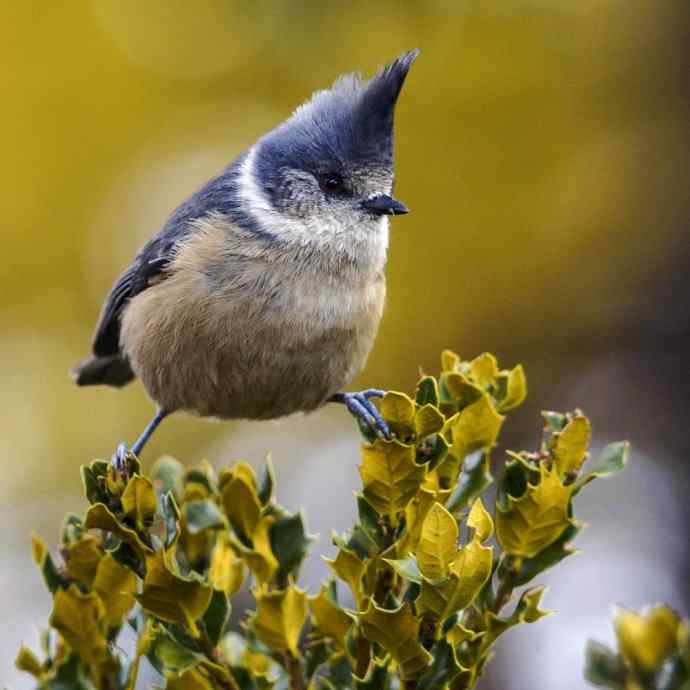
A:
553;414;591;477
468;353;499;389
43;653;96;690
416;538;493;619
64;536;103;588
359;439;426;517
415;404;445;440
121;474;158;532
136;550;213;637
203;589;230;646
485;587;551;642
384;555;422;584
221;472;261;540
50;586;108;666
161;491;181;550
358;601;433;680
496;465;574;558
80;461;109;505
416;502;458;580
256;456;275;506
324;547;366;611
15;645;43;678
92;552;137;631
380;391;416;438
183;500;227;534
150;455;185;499
310;585;353;650
499;364;527;411
270;510;314;581
450;393;504;457
584;640;625;689
416;638;464;690
576;441;630;491
250;582;308;656
415;376;440;407
31;533;67;594
209;533;246;595
84;503;154;561
512;522;580;586
614;605;681;674
447;450;493;513
467;497;494;543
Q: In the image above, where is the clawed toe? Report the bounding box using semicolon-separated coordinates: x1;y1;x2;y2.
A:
111;442;129;476
331;390;392;440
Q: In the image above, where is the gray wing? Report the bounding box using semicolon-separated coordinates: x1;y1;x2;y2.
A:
90;155;249;358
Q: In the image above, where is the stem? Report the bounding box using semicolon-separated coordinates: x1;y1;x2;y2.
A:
284;651;305;690
197;633;241;690
490;555;520;614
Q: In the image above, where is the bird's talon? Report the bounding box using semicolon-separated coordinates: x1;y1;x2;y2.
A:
332;390;392;440
111;442;129;477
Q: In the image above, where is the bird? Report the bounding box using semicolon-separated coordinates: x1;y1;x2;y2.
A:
73;50;419;465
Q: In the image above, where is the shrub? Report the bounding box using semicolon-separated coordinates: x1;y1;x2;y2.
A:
16;350;630;689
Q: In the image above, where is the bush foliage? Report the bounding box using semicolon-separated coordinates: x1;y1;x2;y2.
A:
585;605;689;690
17;350;631;689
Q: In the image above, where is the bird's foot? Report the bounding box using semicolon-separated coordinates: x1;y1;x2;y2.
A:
110;442;135;481
331;389;392;440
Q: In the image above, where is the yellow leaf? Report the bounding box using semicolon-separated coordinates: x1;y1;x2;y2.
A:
84;503;154;561
221;473;261;539
236;515;278;584
167;669;214;690
310;585;353;650
232;462;258;492
179;517;215;567
380;392;416;437
441;350;460;372
469;353;499;389
121;474;157;532
416;538;493;619
137;550;213;637
250;582;308;656
92;553;137;630
614;605;681;673
359;440;426;517
446;624;484;646
450;394;504;458
50;585;108;666
359;601;432;680
467;498;494;543
396;488;436;557
500;364;527;411
416;503;458;580
15;645;43;678
65;535;103;588
240;649;274;677
443;373;483;408
553;414;591;476
209;533;246;595
324;548;366;611
496;465;574;558
415;404;445;439
31;533;47;566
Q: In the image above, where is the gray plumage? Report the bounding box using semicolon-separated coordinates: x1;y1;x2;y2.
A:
74;50;418;436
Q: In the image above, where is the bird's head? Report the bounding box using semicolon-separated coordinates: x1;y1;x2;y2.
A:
238;50;419;251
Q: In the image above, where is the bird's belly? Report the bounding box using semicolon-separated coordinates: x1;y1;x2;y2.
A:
120;266;385;420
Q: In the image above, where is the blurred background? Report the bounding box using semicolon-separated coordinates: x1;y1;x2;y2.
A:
2;1;689;688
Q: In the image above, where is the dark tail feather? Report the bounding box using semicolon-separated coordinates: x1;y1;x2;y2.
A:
72;355;135;388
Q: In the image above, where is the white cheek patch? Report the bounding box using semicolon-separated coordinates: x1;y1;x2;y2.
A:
237;145;390;270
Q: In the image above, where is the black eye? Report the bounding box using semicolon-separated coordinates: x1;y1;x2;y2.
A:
319;172;344;194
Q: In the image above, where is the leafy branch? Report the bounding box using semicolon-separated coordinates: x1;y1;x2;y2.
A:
16;350;630;689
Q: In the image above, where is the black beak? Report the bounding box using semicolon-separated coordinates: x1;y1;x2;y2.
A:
360;194;409;216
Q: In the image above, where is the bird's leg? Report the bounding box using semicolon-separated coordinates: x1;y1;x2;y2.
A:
329;389;391;440
111;408;169;475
